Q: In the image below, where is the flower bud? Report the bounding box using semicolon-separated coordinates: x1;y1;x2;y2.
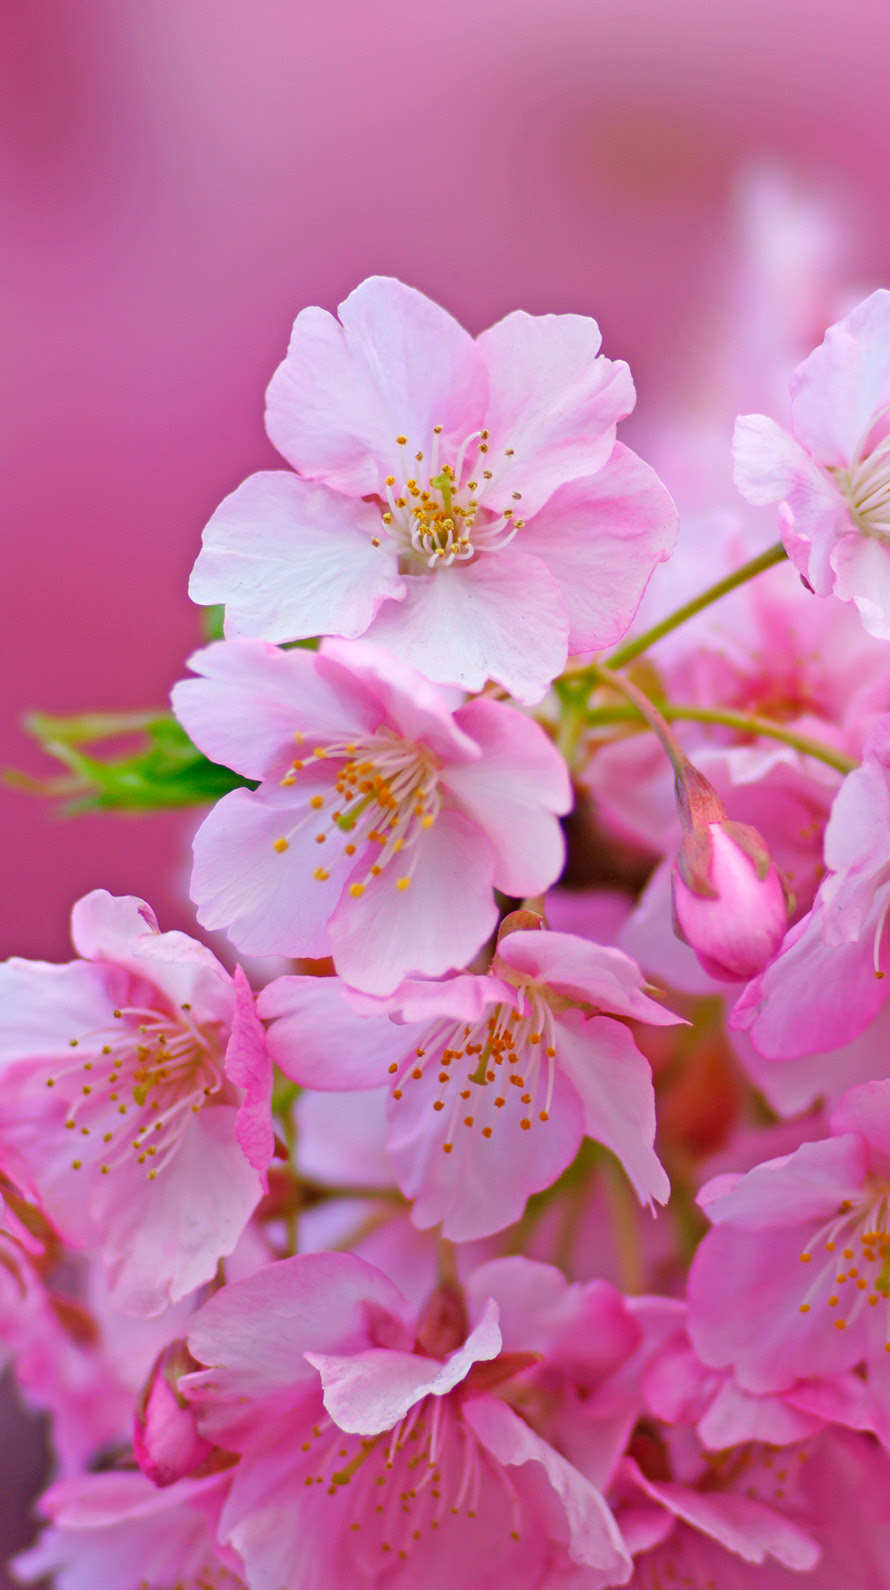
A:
672;819;789;982
134;1340;215;1488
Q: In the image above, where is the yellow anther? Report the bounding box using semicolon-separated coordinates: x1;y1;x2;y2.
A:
349;882;365;898
313;868;330;881
310;795;324;809
799;1304;810;1313
396;877;411;891
273;838;289;853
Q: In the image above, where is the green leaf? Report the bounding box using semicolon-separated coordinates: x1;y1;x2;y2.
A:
5;709;253;814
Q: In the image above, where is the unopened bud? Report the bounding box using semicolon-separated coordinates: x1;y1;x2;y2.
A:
134;1340;215;1488
672;819;789;982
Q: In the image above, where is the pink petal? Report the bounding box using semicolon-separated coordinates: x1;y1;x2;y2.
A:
173;639;382;780
387;1060;583;1241
830;530;890;640
443;698;570;896
830;1079;890;1174
266;276;484;496
99;1104;262;1316
625;1461;819;1571
790;288;890;466
69;890;234;1023
0;956;127;1064
519;444;678;651
697;1134;867;1229
464;1396;632;1577
185;1252;413;1447
258;974;412;1090
731;904;890;1059
688;1223;866;1393
306;1299;501;1435
188;470;404;642
188;780;353;958
226;965;274;1186
549;1011;670;1207
477;309;634;519
696;1379;825;1451
363;550;569;704
733;413;822;504
497;929;683;1026
326;808;498;995
320;638;481;763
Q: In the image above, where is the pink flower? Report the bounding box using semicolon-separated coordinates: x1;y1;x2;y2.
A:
258;922;680;1240
732;717;890;1058
173;638;571;993
734;288;890;640
672;819;789;982
188;276;678;703
642;1316;879;1454
614;1426;890;1587
687;1078;890;1432
14;1471;244;1590
182;1251;636;1589
0;891;271;1315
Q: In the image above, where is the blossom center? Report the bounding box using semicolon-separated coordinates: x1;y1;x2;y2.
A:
376;428;525;571
299;1392;524;1561
47;1003;224;1181
797;1185;890;1341
389;983;557;1153
835;425;890;540
275;728;441;897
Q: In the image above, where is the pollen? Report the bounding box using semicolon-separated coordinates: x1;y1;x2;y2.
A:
273;837;289;853
313;868;329;881
350;883;365;897
396;877;411;891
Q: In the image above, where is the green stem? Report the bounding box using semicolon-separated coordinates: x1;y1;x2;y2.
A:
585;701;857;776
601;540;789;672
584;662;692;781
603;1157;644;1295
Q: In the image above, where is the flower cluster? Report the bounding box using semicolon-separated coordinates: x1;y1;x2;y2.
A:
10;247;890;1589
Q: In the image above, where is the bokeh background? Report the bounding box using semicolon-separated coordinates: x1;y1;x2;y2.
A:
2;1;890;1569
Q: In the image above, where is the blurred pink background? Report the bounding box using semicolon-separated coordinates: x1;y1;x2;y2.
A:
2;0;889;972
3;2;890;1574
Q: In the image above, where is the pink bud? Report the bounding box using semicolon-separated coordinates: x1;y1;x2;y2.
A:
671;820;789;982
134;1341;216;1488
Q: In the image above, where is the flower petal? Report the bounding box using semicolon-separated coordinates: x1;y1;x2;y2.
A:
477;309;634;519
266;276;484;496
519;444;678;651
188;470;404;642
363;551;569;704
551;1011;669;1207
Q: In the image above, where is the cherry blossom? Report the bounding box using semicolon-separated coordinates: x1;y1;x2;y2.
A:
258;923;680;1240
181;1251;636;1590
0;891;271;1315
188;276;678;702
687;1079;890;1435
15;1471;245;1590
732;716;890;1058
735;288;890;640
173;638;571;993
